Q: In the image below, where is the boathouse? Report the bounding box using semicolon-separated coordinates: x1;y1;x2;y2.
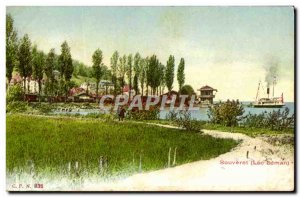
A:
197;85;217;104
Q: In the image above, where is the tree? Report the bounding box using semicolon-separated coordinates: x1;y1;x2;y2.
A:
6;14;19;87
72;60;81;77
45;49;56;96
127;54;133;99
78;63;88;77
32;45;45;99
18;34;32;95
165;55;175;93
110;51;119;95
58;41;73;98
177;58;185;92
101;65;112;94
133;53;141;94
139;58;147;96
147;55;160;95
133;75;138;95
102;65;111;80
180;84;195;96
118;55;127;94
145;57;151;95
92;49;104;101
158;63;166;95
68;80;78;89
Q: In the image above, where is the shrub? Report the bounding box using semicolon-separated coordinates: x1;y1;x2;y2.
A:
7;84;24;102
180;84;195;96
7;101;28;113
126;106;159;120
165;110;178;121
207;100;244;127
30;103;55;114
243;107;294;131
38;104;55;114
166;110;203;132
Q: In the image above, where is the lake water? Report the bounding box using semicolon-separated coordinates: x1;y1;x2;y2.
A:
159;102;294;121
53;102;294;121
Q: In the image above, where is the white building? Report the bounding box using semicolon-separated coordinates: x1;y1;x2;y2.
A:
80;80;114;94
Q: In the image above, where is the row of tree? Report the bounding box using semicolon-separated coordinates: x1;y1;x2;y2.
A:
7;14;74;98
108;51;186;98
6;14;186;101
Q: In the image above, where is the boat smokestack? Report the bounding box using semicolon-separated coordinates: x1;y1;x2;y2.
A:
267;87;270;98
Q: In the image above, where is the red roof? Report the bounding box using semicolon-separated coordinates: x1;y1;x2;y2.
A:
69;87;86;96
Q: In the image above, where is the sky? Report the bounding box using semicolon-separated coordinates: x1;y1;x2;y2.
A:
7;6;294;101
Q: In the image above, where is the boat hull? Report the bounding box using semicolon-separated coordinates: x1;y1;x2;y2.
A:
252;104;285;108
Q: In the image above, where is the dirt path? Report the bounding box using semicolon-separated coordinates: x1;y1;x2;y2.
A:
85;124;294;191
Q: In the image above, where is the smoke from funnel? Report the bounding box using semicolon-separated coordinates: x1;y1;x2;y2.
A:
264;56;279;88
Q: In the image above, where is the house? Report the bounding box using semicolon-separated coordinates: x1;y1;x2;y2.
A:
80;82;96;93
197;85;217;104
73;92;95;102
69;87;86;96
24;79;40;94
80;80;114;94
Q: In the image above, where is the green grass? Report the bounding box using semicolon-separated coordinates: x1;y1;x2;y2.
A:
201;123;294;137
136;120;294;137
6;114;238;178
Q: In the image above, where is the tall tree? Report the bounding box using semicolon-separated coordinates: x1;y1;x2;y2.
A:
165;55;175;93
159;63;166;95
18;34;32;94
6;14;19;87
59;41;73;98
78;63;88;77
110;51;119;95
92;49;104;101
32;45;45;99
45;49;56;96
148;55;160;95
133;53;141;94
145;57;150;95
118;55;127;94
177;58;185;93
101;65;111;94
127;54;133;99
139;58;147;96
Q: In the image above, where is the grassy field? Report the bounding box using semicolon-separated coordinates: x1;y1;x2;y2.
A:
7;114;238;178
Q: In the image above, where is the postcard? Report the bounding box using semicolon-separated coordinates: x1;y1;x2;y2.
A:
6;6;295;192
